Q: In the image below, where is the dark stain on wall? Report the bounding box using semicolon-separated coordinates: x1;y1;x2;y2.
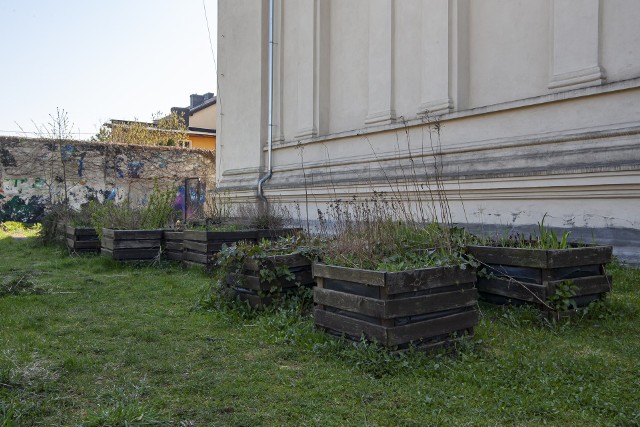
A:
128;161;144;178
0;195;46;224
0;148;17;167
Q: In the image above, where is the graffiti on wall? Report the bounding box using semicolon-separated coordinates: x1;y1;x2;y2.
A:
0;136;216;223
0;195;46;223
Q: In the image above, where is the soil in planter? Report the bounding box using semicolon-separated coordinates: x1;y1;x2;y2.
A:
313;264;480;351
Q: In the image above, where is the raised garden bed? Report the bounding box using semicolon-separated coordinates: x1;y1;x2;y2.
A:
182;230;258;269
225;253;315;308
101;229;163;261
466;244;613;313
312;263;479;351
182;228;301;269
65;225;100;254
162;230;184;262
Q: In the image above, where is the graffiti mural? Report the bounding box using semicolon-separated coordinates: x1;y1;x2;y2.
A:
0;195;46;223
0;136;216;222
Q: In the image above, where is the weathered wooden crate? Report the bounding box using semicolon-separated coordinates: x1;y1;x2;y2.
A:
182;228;303;269
65;225;100;254
312;263;479;351
162;230;184;262
466;245;613;311
225;253;315;308
182;230;258;268
101;229;163;261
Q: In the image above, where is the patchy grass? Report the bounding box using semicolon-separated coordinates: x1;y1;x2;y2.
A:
0;230;639;426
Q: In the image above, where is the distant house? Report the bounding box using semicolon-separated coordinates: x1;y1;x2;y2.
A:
172;93;217;150
104;92;217;150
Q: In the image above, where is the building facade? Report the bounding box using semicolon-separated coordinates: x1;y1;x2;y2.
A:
172;93;217;150
217;0;640;262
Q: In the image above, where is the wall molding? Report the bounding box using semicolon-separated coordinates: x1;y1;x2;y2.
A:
272;77;640;151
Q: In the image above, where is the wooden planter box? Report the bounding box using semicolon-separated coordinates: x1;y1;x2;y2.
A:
312;263;479;351
181;228;300;268
65;225;100;254
225;253;315;308
182;230;257;268
162;230;184;262
466;245;613;311
101;229;163;261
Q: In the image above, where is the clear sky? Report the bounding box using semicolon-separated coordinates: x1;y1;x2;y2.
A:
0;0;218;139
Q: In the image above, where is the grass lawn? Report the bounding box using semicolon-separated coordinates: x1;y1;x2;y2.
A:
1;226;639;426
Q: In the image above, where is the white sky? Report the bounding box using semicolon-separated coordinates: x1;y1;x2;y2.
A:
0;0;218;138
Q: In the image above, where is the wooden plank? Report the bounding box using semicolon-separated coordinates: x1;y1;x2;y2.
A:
477;277;546;304
467;245;548;268
227;273;262;291
323;278;381;298
183;240;209;253
182;251;209;264
102;229;163;240
386;266;476;295
74;235;99;242
109;248;160;260
548;264;601;281
66;225;97;237
102;238;160;250
183;230;209;242
386;289;478;318
315;288;478;319
314;288;387;318
485;265;542;284
164;241;183;251
230;270;314;292
547;246;612;268
387;310;479;347
312;263;386;286
548;274;613;297
163;252;183;261
67;238;100;250
244;253;311;271
314;309;388;345
163;231;183;240
389;281;475;300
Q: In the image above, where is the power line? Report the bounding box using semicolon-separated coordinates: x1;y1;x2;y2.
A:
202;0;218;76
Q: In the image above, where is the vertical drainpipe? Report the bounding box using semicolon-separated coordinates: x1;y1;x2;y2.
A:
257;0;275;201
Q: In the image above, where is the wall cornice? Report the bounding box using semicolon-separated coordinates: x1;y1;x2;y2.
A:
271;77;640;150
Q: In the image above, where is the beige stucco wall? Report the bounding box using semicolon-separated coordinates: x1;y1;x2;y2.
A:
190;103;217;130
217;0;640;261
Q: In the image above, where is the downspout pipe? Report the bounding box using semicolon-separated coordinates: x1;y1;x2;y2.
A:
257;0;275;201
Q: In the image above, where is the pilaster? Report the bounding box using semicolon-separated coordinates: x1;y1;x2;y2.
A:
549;0;604;91
365;0;396;126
